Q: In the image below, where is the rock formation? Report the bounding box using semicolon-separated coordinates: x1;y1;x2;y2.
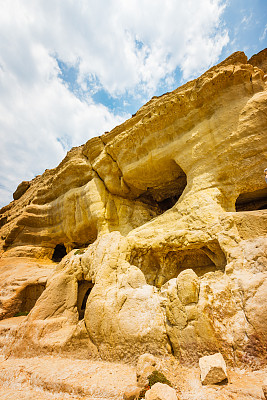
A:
145;383;177;400
199;352;228;385
0;49;266;368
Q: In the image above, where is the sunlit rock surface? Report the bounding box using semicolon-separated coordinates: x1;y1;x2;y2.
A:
0;49;266;368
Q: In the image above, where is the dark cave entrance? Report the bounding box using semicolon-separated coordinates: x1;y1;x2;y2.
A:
235;188;267;212
17;283;46;315
257;204;267;210
77;281;94;320
157;195;181;213
137;164;187;214
130;242;226;287
52;244;67;262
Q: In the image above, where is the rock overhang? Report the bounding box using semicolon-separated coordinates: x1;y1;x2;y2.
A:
0;49;266;367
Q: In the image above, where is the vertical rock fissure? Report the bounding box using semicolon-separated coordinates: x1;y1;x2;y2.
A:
77;281;94;320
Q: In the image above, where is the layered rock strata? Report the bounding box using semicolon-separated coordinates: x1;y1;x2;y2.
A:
0;49;266;367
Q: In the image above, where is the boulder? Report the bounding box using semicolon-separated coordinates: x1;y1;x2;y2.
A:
13;180;30;200
199;353;228;385
176;269;200;305
145;383;177;400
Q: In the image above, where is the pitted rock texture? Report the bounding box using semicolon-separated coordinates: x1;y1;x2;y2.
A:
0;50;266;368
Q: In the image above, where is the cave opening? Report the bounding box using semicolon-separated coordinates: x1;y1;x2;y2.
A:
52;244;67;262
130;243;226;287
0;215;7;228
157;195;181;212
137;164;187;213
235;188;267;212
77;281;94;320
257;204;267;210
17;283;46;315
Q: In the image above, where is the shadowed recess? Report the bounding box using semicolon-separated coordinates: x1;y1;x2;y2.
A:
129;242;226;287
77;281;94;320
236;188;267;212
137;165;187;213
52;244;67;262
17;283;46;314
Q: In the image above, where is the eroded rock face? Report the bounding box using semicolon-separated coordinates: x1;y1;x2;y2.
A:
0;50;266;367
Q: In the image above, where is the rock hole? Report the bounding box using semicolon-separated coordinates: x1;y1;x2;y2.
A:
157;195;181;212
17;283;46;314
137;164;187;213
235;188;267;211
77;281;94;320
164;248;223;279
0;216;7;228
52;244;67;262
130;243;226;287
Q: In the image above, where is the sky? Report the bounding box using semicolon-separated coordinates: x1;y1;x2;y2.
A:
0;0;266;208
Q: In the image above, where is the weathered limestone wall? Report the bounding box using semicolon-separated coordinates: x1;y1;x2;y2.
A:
1;51;266;259
0;49;266;367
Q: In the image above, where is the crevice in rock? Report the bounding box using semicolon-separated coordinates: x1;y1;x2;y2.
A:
235;188;267;211
165;317;179;357
166;331;175;356
77;281;94;320
80;149;109;193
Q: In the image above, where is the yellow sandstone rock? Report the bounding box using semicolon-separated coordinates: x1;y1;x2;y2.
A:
0;49;266;367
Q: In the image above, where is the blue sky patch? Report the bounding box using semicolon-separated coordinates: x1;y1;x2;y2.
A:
1;0;266;207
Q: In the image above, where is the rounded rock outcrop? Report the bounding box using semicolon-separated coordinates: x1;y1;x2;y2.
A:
177;269;200;305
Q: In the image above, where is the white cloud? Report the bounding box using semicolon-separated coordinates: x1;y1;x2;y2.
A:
241;13;253;26
260;24;267;41
0;0;228;207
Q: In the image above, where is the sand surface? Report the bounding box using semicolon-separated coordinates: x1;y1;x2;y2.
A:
0;353;266;400
0;317;266;399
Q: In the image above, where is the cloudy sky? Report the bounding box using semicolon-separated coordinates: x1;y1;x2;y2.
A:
0;0;266;207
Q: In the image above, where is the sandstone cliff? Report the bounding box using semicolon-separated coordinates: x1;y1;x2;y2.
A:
0;49;266;368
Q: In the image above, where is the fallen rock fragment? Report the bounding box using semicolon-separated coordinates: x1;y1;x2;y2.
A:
145;382;177;400
199;352;228;385
137;353;157;378
123;385;141;400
